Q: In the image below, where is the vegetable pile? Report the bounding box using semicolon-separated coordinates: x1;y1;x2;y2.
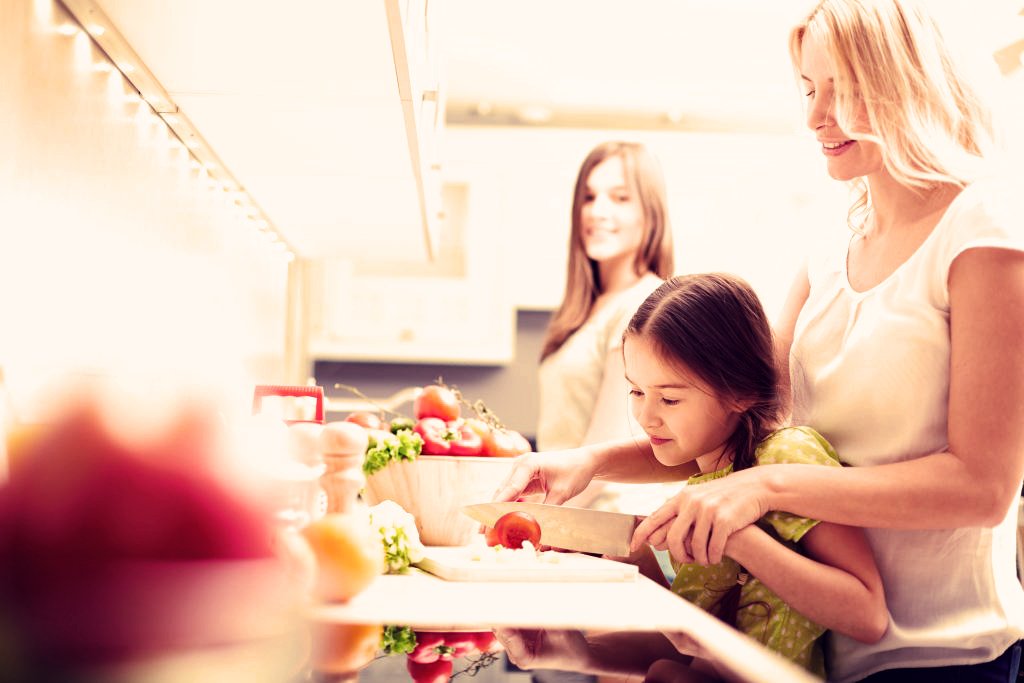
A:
336;382;533;475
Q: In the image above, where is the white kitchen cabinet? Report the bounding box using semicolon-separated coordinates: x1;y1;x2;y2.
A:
303;168;516;366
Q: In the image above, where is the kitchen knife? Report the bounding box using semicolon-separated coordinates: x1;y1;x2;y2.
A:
462;501;641;557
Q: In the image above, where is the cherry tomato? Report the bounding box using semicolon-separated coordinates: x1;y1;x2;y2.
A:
436;631;478;658
407;656;453;683
408;631;450;664
484;526;502;547
507;430;532;455
414;417;451;455
447;422;483;456
468;631;499;653
414;385;461;422
481;428;520;458
493;511;542;549
345;411;383;431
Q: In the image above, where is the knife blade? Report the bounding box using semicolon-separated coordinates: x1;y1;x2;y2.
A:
462;501;640;557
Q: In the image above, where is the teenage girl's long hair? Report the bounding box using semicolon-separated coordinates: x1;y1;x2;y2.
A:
790;0;994;232
540;141;674;361
624;273;781;472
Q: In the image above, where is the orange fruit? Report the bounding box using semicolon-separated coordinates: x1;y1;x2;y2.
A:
309;622;382;675
302;512;384;602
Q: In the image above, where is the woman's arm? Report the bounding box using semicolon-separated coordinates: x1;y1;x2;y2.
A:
725;522;888;643
634;247;1024;564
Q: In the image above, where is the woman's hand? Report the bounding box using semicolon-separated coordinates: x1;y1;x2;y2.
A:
494;628;592;672
492;448;597;504
631;467;770;565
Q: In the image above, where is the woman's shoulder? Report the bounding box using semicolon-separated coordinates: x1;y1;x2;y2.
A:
755;426;842;467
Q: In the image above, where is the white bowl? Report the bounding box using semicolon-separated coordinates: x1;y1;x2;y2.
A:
362;455;515;546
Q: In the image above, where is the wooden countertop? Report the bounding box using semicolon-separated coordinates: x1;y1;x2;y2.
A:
306;567;821;683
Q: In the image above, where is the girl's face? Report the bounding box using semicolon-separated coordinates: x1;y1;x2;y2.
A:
623;335;743;473
800;32;884;182
580;155;646;265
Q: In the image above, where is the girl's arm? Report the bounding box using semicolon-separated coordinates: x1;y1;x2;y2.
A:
494;436;695;504
724;522;889;643
635;247;1024;564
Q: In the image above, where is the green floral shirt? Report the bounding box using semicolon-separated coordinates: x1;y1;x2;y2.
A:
670;426;841;677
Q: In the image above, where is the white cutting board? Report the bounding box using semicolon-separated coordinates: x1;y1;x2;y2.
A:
415;546;639;582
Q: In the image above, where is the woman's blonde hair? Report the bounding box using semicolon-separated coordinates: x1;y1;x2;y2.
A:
540;141;674;361
789;0;994;230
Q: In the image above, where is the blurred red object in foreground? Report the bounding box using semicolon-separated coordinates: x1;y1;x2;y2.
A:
0;390;297;680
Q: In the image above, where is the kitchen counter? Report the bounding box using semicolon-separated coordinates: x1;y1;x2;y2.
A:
307;566;821;683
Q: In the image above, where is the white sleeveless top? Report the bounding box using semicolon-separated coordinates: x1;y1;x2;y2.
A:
537;274;661;452
790;176;1024;682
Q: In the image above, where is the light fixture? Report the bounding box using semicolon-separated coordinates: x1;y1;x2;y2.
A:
57;0;300;260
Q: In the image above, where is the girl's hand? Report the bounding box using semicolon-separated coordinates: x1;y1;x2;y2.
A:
492;448;597;504
631;467;770;565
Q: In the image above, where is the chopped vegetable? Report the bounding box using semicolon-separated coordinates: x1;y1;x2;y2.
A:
367;500;426;573
362;428;422;476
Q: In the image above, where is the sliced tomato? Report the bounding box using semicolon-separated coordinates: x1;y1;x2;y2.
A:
414;385;461;422
494;511;542;549
484;525;502;547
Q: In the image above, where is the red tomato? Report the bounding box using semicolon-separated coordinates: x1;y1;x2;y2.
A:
414;417;451;455
345;411;383;431
507;430;532;455
447;422;483;456
484;526;501;547
440;631;478;658
493;511;542;549
407;657;453;683
481;428;520;458
468;631;499;653
408;631;449;664
414;385;461;422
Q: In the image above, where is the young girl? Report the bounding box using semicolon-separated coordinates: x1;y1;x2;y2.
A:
498;273;888;680
626;273;887;678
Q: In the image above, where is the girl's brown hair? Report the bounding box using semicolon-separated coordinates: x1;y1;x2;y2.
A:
540;141;674;361
624;273;781;472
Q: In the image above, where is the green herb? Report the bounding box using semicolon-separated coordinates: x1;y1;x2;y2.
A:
363;428;422;476
380;625;417;655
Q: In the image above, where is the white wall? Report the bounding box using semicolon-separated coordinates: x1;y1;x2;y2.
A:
441;125;850;322
0;1;289;415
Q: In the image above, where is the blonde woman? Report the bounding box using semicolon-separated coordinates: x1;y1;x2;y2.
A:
536;141;674;509
501;2;1024;681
